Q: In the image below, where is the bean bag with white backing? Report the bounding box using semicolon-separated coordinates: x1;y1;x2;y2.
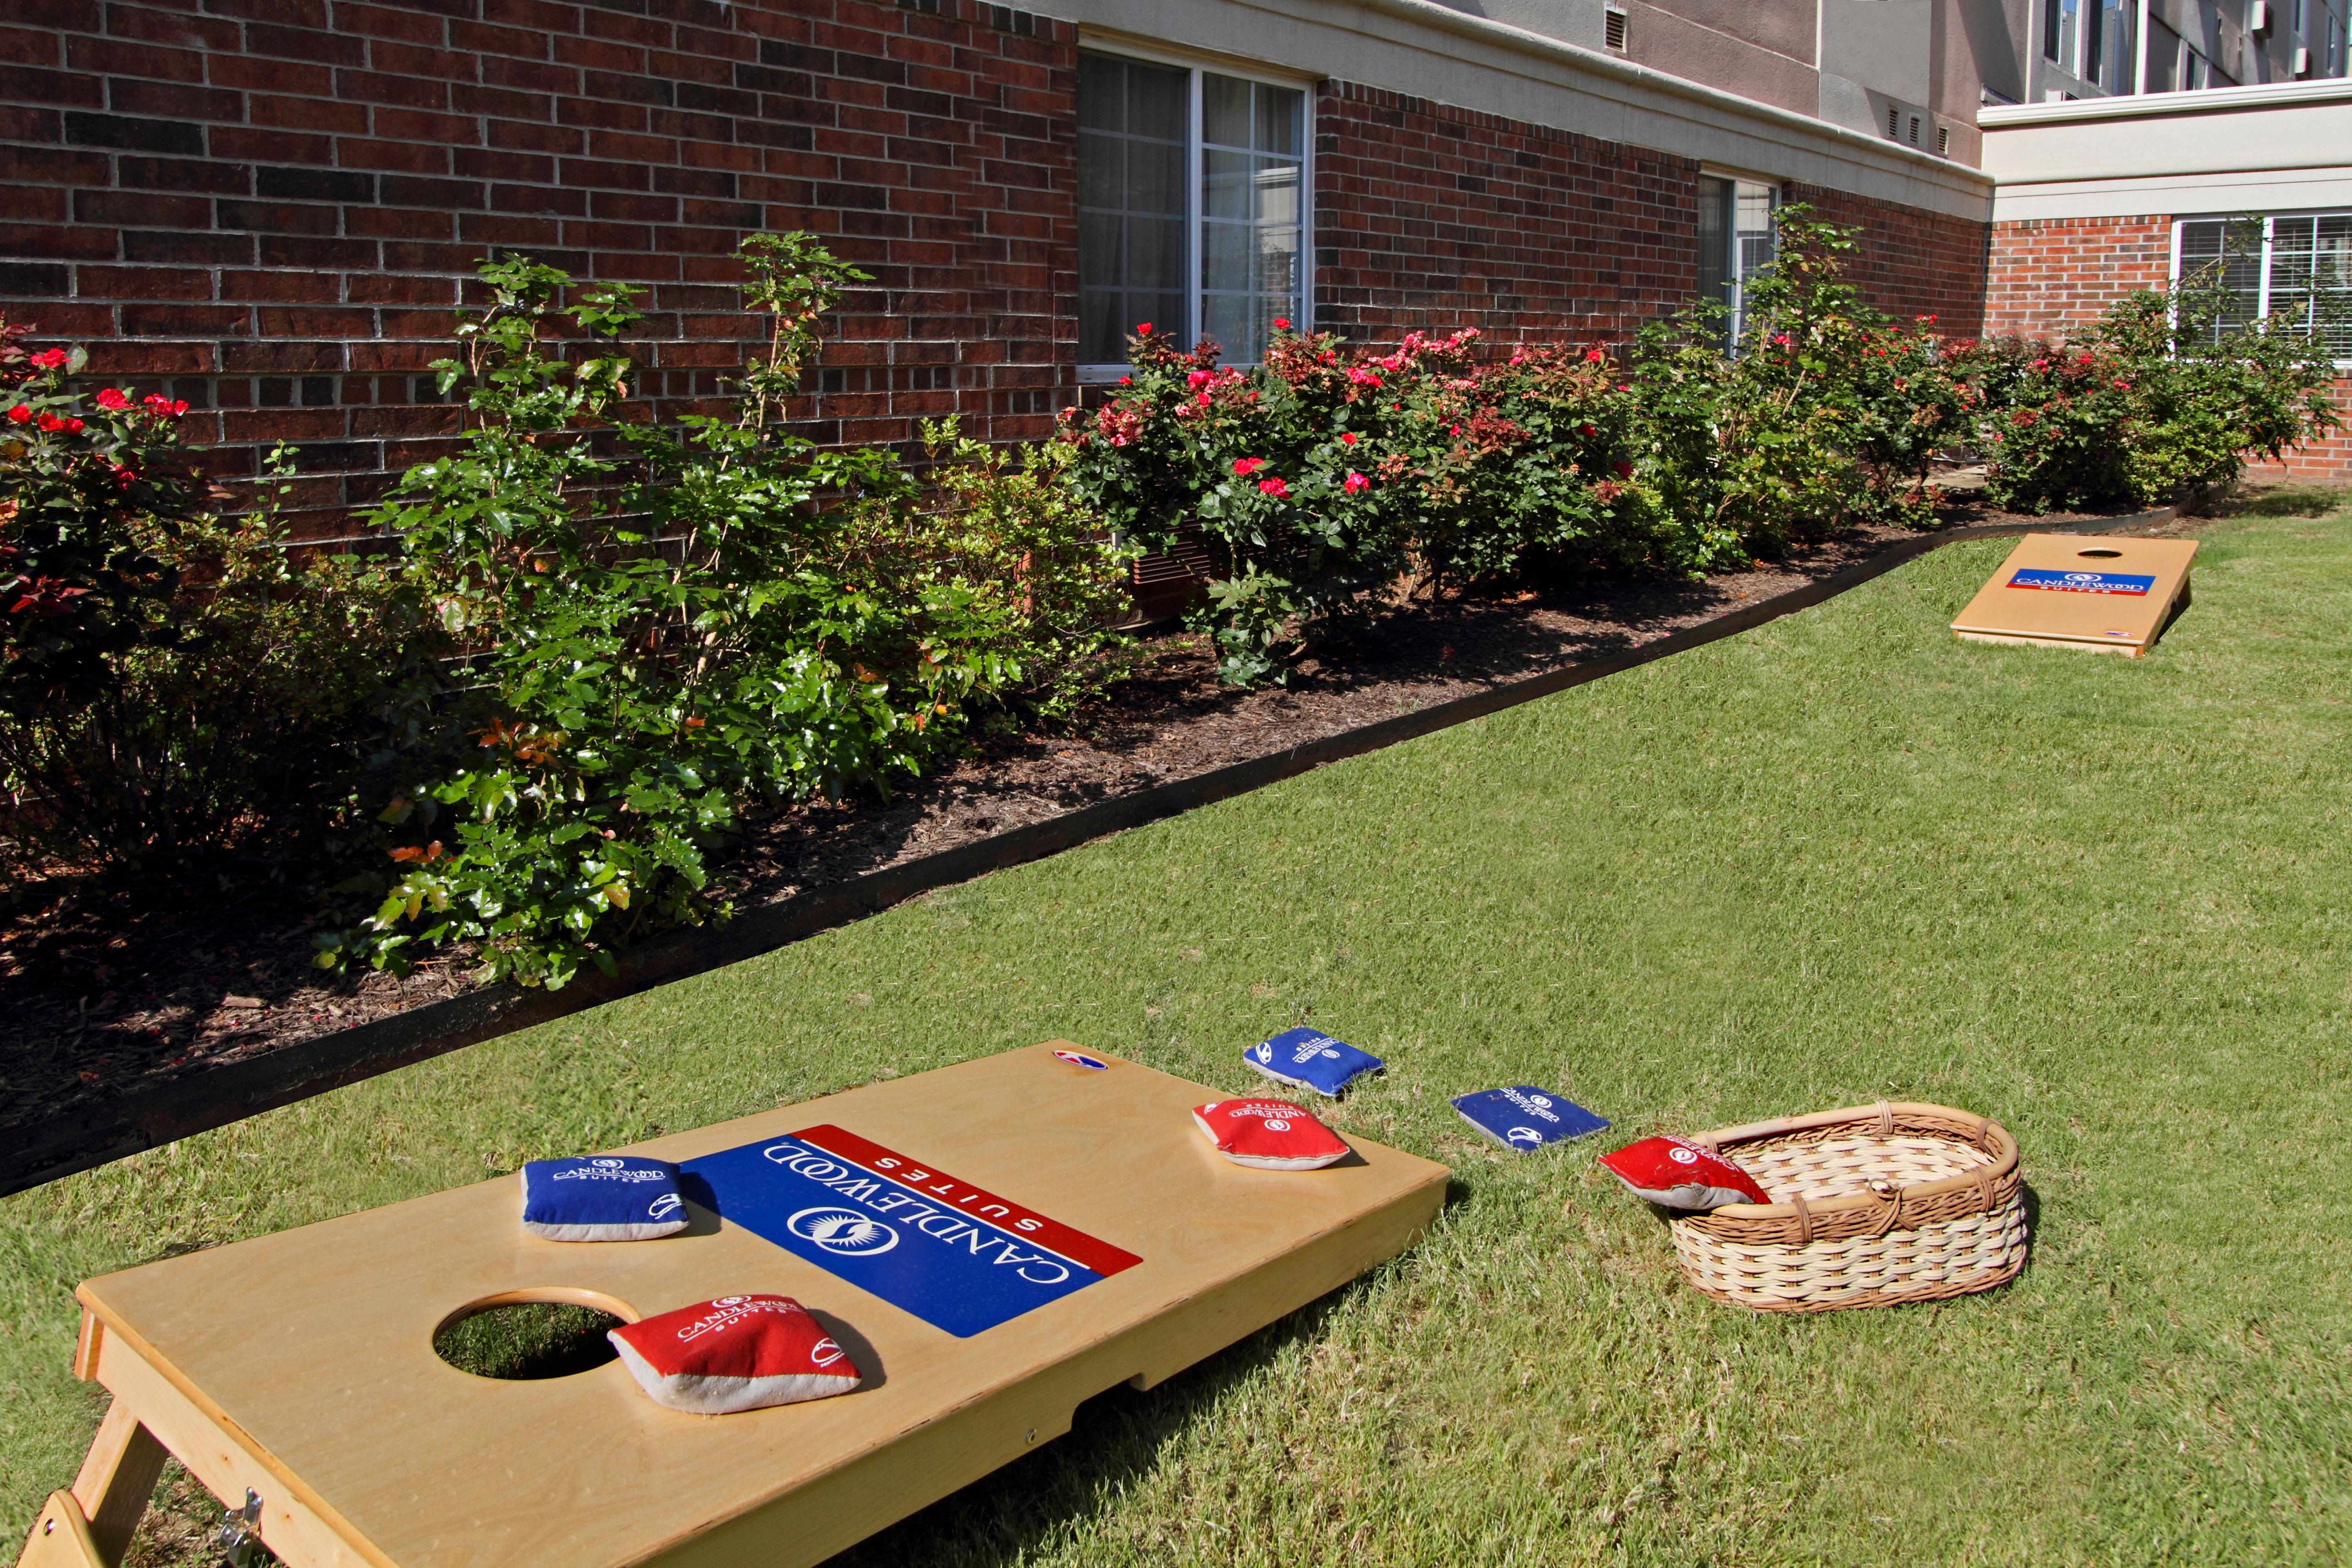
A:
1192;1098;1352;1171
1599;1135;1772;1210
519;1156;689;1242
608;1295;862;1415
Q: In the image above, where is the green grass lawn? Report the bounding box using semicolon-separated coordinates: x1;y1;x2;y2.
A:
8;506;2352;1567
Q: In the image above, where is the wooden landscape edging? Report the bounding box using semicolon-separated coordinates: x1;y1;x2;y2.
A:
1;509;2174;1199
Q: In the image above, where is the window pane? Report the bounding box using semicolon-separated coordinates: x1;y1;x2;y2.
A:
1202;219;1250;293
1198;74;1303;364
1695;175;1731;337
1128;139;1184;215
1255;82;1303;155
1127;216;1186;290
1203;73;1252;150
1077;130;1123;210
1129;62;1186;141
2178;218;2264;343
1203;148;1253;220
1078;51;1190;363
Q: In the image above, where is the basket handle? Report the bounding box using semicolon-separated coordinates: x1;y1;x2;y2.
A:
1790;1193;1813;1246
1874;1101;1894;1136
1867;1178;1903;1238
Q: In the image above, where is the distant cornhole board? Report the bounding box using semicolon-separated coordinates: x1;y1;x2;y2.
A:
24;1044;1447;1568
1951;533;2199;658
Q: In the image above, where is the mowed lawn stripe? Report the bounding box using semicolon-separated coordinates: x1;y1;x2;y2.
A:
4;510;2348;1567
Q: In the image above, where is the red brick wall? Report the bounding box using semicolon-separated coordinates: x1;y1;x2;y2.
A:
1984;214;2172;340
1311;83;1991;352
1801;182;1989;338
1312;81;1700;349
1988;213;2350;481
0;0;1078;531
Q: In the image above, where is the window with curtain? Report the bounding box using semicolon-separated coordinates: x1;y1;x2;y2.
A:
1695;176;1777;350
1076;50;1307;372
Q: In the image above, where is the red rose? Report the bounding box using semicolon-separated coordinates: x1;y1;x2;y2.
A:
28;349;68;370
4;405;30;425
1257;475;1289;498
95;387;131;410
1343;470;1369;494
1232;457;1265;476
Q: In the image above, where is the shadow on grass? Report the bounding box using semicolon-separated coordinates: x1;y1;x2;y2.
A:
2200;483;2349;519
820;1273;1385;1568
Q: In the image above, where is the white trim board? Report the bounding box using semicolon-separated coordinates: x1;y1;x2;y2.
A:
1993;168;2352;222
1021;0;1995;220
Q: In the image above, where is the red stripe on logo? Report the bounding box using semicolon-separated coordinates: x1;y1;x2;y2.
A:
791;1125;1142;1277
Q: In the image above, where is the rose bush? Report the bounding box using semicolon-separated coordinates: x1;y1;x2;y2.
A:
0;318;415;876
1061;320;1678;686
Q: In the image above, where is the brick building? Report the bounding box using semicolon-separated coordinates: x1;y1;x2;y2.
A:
1982;77;2352;480
1;0;2345;531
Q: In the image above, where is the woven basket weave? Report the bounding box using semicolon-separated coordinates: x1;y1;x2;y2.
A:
1668;1101;2026;1313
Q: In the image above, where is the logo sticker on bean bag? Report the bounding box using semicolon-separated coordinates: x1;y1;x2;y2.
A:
1192;1099;1351;1171
608;1294;861;1415
1599;1136;1772;1210
1242;1027;1383;1098
1452;1087;1610;1151
519;1156;689;1242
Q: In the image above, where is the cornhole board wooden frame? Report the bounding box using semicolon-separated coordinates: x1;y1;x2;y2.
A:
1950;533;2198;658
21;1042;1448;1568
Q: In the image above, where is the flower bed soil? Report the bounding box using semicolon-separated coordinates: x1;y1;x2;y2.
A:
0;503;2179;1193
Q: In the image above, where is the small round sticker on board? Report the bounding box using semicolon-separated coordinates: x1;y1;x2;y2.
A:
1053;1049;1109;1071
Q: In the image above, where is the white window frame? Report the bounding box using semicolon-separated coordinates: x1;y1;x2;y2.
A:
1075;39;1315;382
2169;211;2352;368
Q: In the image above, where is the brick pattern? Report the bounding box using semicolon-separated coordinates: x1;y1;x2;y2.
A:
1984;214;2172;342
1988;213;2350;481
1312;81;1703;349
0;0;1078;531
1798;182;1989;339
1310;83;1991;353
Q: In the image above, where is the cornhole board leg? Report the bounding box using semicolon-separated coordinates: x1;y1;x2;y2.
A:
21;1392;169;1568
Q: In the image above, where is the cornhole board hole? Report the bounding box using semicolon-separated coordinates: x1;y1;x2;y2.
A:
22;1042;1448;1568
1950;533;2198;658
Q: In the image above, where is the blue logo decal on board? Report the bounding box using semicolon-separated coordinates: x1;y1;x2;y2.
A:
1451;1088;1610;1151
681;1126;1141;1338
2008;568;2155;595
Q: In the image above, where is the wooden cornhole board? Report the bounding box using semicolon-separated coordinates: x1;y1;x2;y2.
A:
1950;533;2198;657
23;1042;1448;1568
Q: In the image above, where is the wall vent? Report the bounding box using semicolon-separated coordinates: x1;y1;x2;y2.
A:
1907;113;1921;145
1886;103;1900;136
1604;8;1627;50
1937;124;1950;156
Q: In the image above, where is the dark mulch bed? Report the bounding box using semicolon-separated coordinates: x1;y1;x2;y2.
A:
0;501;2166;1160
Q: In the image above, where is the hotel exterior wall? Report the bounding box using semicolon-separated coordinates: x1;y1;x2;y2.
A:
1985;214;2352;481
0;0;1082;531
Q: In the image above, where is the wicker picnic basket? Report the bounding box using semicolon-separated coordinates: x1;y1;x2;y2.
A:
1668;1101;2026;1313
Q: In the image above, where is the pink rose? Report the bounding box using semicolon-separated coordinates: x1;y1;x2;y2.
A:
1343;471;1369;493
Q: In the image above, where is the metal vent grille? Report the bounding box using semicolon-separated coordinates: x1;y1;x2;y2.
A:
1604;8;1627;50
